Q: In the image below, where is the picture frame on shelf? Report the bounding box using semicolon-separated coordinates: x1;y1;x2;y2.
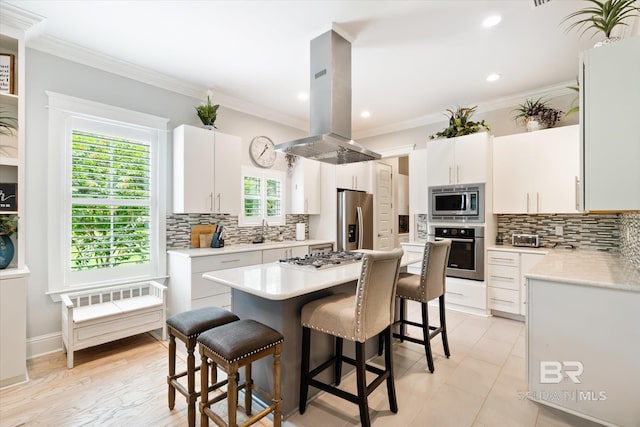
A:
0;53;15;94
0;183;17;212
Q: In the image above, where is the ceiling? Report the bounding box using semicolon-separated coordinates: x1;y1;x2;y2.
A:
4;1;617;137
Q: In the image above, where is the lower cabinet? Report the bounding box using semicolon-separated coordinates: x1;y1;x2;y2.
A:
262;246;308;263
487;249;545;316
444;277;487;314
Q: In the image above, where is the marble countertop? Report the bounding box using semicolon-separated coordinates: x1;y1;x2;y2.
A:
486;245;552;255
167;239;334;258
202;252;423;300
526;250;640;292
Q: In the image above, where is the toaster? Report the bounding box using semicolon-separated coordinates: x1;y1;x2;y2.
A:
512;233;540;247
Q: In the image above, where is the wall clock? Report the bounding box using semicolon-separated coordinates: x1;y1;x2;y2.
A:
250;136;276;168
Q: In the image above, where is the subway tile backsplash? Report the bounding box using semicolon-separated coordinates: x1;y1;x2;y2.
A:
620;212;640;271
166;214;309;249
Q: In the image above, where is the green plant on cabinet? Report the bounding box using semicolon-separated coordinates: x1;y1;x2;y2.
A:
430;105;490;139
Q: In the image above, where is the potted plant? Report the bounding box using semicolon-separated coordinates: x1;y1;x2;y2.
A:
564;78;580;118
195;95;220;129
0;215;18;269
513;98;563;131
0;110;17;136
430;105;490;139
561;0;640;45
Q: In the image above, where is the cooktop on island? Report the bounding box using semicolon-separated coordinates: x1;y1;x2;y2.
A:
279;251;363;269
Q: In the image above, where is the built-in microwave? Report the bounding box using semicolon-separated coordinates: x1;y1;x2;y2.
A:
429;183;484;223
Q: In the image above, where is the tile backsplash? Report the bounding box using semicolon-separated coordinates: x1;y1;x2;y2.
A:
620;212;640;270
166;214;309;249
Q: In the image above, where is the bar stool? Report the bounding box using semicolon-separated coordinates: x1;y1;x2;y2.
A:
389;239;451;373
299;249;404;427
166;307;240;427
198;319;284;427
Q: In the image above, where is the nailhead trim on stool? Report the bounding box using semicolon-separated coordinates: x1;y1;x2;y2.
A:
198;319;284;427
166;307;240;427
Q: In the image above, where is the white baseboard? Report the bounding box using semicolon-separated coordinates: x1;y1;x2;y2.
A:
27;332;63;360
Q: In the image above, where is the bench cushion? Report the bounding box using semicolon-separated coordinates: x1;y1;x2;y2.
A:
167;307;239;338
197;319;283;363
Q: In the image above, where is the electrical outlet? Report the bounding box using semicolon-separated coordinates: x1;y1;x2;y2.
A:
555;225;564;236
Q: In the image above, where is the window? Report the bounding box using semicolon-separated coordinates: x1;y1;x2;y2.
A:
239;167;285;226
47;92;168;294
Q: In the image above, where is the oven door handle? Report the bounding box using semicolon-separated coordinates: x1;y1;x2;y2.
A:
435;237;474;243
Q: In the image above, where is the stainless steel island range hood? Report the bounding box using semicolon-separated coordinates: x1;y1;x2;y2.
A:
275;29;381;164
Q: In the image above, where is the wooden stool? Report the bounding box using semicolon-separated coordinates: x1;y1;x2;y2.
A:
166;307;240;427
198;319;284;427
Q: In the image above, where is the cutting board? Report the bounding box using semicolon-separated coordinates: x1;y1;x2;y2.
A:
190;224;217;248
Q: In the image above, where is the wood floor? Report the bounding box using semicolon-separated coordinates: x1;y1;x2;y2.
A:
0;305;603;427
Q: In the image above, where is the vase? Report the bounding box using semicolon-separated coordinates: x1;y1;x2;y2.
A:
0;234;14;269
526;118;542;132
594;37;620;48
203;125;215;131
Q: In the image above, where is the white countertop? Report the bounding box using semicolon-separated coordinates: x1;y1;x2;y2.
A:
167;239;334;258
202;252;422;300
486;245;551;255
526;250;640;292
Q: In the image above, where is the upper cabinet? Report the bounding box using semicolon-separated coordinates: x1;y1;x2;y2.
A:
493;126;580;214
290;157;321;215
409;148;428;214
581;37;640;211
335;162;372;192
427;132;490;186
173;125;241;215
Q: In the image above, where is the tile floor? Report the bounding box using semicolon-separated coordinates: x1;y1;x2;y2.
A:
282;301;604;427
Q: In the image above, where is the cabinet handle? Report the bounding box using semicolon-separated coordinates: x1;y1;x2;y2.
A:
536;192;540;212
447;291;464;296
304;199;308;213
491;275;515;281
575;176;581;211
526;193;530;213
491;257;514;262
216;193;221;212
209;192;213;211
456;165;460;183
491;297;515;304
449;166;453;184
355;175;358;189
221;259;241;264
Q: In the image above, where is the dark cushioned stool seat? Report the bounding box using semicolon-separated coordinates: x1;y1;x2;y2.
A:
198;319;284;427
166;307;240;427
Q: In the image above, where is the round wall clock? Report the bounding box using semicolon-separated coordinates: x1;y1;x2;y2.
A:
250;136;276;168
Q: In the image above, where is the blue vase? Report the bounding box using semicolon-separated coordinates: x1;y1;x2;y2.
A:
0;234;14;269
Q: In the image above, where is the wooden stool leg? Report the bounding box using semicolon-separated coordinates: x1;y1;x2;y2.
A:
399;297;407;341
200;350;209;427
334;337;343;386
384;326;398;413
422;302;435;373
228;364;239;427
355;342;371;427
211;362;217;384
168;334;176;410
299;327;311;414
273;344;282;427
439;295;451;358
244;363;252;415
187;339;197;427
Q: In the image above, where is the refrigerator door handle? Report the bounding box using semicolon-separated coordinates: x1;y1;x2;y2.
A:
356;206;364;249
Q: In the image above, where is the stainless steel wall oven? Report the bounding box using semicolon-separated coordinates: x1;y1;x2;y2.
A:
430;225;484;281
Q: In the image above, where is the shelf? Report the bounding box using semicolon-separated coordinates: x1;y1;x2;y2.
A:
0;265;30;280
0;157;18;166
0;92;18;106
0;211;18;215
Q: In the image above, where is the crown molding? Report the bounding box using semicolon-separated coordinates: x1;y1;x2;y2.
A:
354;80;575;139
0;2;46;38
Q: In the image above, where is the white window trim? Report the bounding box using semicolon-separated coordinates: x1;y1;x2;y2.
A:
46;91;169;296
238;166;286;227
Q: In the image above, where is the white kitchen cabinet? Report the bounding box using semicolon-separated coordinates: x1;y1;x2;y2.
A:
167;250;262;316
335;162;372;192
262;245;308;263
397;174;409;215
173;124;241;215
493;126;580;214
290;157;321;215
408;148;428;214
427;132;490;186
581;37;640;211
487;249;544;316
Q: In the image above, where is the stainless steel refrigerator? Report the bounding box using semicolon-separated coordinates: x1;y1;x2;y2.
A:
337;190;373;251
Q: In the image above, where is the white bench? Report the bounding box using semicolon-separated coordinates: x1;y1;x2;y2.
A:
61;281;167;368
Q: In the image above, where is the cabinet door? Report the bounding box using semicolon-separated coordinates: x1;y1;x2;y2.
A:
493;134;531;213
453;133;489;184
213;132;241;215
353;162;372;192
426;138;455;185
409;148;428;214
582;37;640;211
533;126;580;214
335;164;355;189
291;158;320;214
173;125;215;213
262;248;288;263
520;253;544;315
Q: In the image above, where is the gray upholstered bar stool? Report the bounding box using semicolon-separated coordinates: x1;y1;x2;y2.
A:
299;248;404;427
198;319;284;427
166;307;240;427
391;239;451;373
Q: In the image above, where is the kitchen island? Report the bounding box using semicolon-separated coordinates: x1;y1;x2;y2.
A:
202;251;421;417
525;250;640;427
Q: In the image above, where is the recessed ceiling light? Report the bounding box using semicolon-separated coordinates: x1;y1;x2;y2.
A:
486;73;501;82
297;92;309;101
360;111;371;118
483;15;502;28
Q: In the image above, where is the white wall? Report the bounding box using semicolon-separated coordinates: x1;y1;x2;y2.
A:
24;49;305;356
